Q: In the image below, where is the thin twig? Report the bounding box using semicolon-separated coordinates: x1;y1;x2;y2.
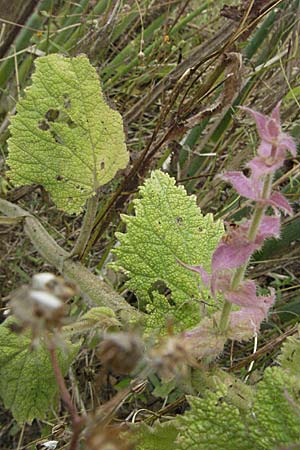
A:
71;192;100;260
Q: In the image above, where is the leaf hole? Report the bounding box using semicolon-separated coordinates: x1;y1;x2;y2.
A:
62;93;71;109
66;118;76;129
45;109;60;122
56;175;64;181
38;119;50;131
100;161;105;170
50;129;64;145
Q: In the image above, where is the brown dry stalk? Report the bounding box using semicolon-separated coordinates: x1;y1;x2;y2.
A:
227;324;298;372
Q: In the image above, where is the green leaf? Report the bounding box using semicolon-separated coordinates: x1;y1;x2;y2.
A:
132;421;178;450
129;353;300;450
177;390;251;450
7;54;128;214
250;367;300;447
0;319;79;424
62;306;121;336
176;367;300;450
278;328;300;383
113;170;223;332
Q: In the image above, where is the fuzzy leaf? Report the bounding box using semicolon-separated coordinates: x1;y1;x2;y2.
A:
250;367;300;447
113;171;223;332
0;319;79;423
145;292;202;335
277;328;300;386
133;421;178;450
176;367;300;450
7;54;128;214
177;389;251;450
134;363;300;450
62;307;120;336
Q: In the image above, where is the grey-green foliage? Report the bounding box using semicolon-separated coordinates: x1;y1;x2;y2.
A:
0;318;79;424
7;54;128;214
135;333;300;450
113;170;224;333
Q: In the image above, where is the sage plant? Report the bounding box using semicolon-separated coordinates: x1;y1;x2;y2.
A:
183;103;296;340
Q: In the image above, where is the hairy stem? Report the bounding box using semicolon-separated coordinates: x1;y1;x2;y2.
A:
0;198;142;323
71;193;99;260
218;174;273;333
48;341;84;450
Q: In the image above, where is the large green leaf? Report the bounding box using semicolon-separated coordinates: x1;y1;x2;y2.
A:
7;54;128;214
0;319;79;424
113;170;223;332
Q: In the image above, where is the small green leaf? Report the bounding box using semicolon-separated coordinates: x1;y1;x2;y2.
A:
62;307;120;336
113;170;223;332
0;319;79;424
7;54;129;214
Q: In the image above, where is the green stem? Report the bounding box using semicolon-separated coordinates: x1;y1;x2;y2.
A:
218;174;273;333
0;198;142;323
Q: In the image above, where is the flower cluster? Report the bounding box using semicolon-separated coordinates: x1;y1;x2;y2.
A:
182;103;296;339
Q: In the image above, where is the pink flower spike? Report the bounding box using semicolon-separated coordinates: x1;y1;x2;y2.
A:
247;156;284;177
177;260;211;287
212;215;280;273
279;134;297;156
241;103;297;159
240;106;270;141
224;279;257;308
221;172;259;200
271;101;281;123
255;215;281;244
269;192;293;216
230;288;275;336
212;239;257;272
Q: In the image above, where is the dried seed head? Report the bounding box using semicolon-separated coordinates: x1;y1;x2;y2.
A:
32;273;57;290
150;335;196;380
10;287;67;334
8;273;73;337
97;332;144;374
32;273;78;300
